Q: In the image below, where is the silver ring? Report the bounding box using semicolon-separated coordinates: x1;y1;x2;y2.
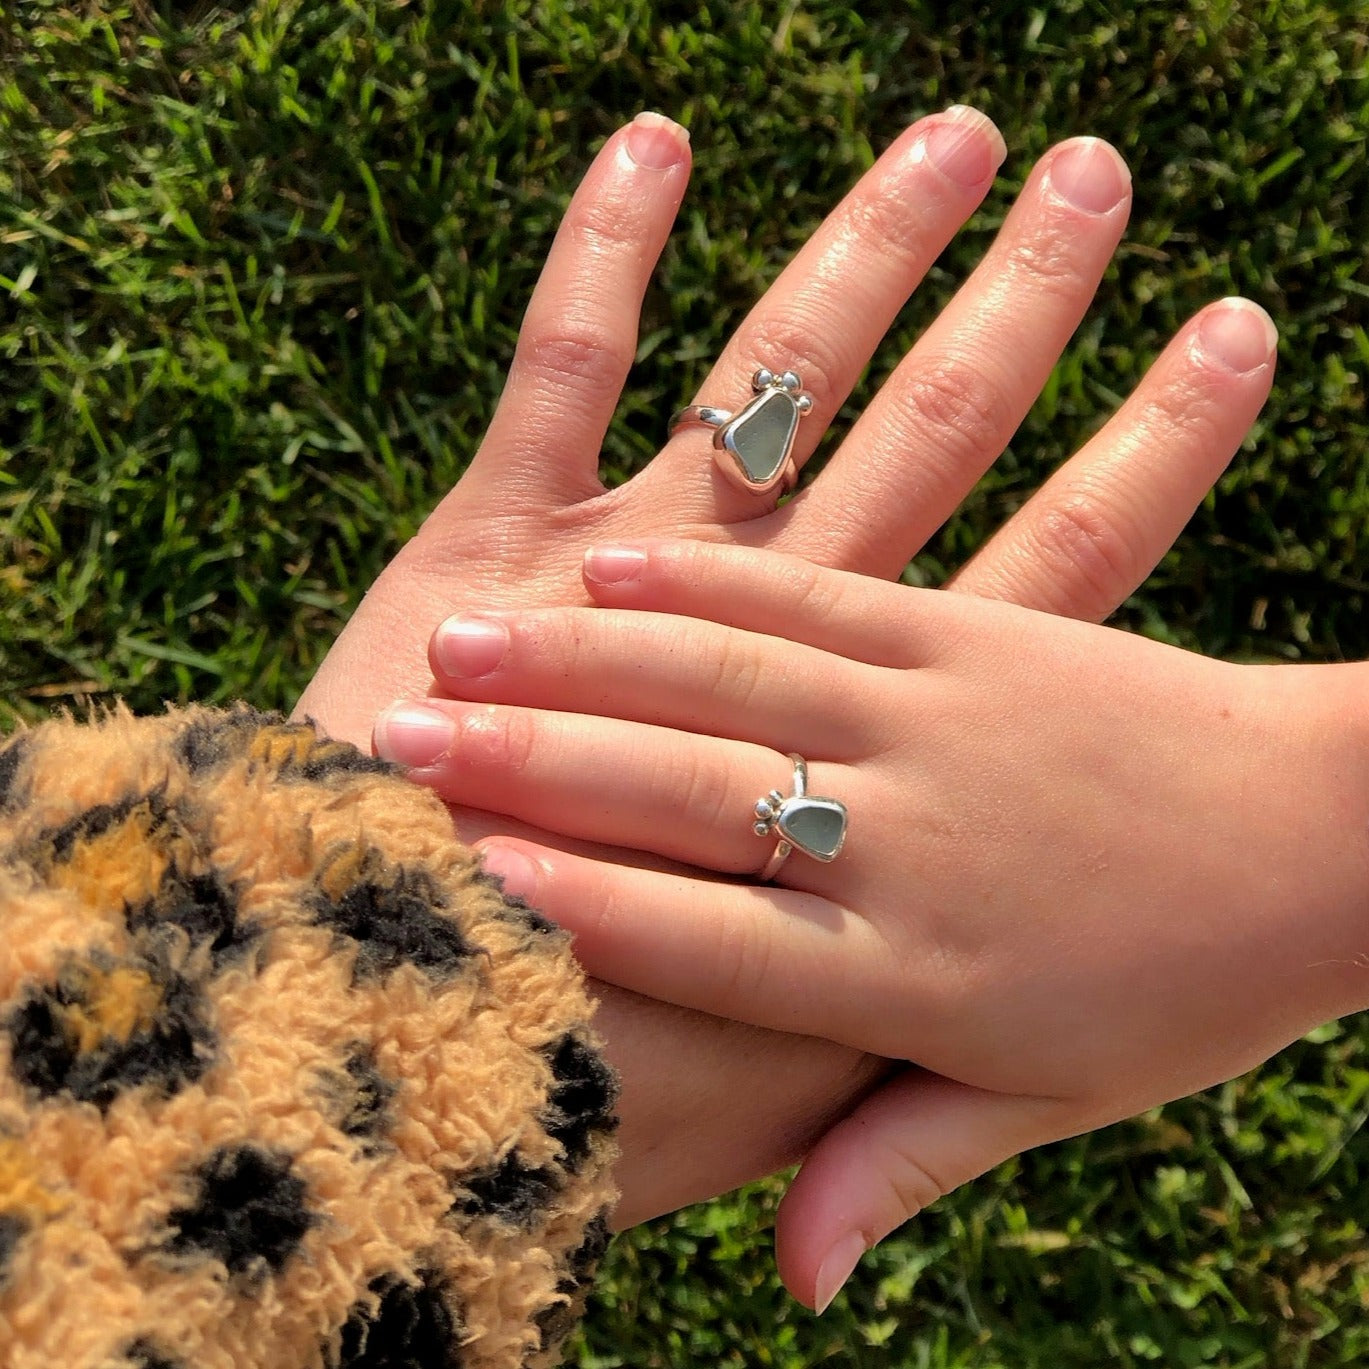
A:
754;753;849;881
669;366;814;496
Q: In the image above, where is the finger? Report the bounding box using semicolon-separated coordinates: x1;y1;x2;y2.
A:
780;137;1134;575
642;106;1006;517
774;1074;1079;1312
949;297;1278;620
455;113;691;510
426;607;878;756
472;840;901;1053
580;539;967;669
373;700;856;879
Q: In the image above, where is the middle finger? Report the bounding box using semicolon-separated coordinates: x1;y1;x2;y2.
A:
423;607;883;757
781;136;1134;574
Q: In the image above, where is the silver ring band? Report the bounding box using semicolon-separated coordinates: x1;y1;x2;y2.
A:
753;753;849;882
668;366;813;496
759;838;795;882
669;403;734;431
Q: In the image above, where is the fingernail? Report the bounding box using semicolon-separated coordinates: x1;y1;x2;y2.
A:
584;545;647;585
1197;298;1278;374
626;111;689;170
923;106;1007;187
814;1232;868;1315
480;843;541;904
433;615;509;679
374;703;454;768
1046;137;1131;214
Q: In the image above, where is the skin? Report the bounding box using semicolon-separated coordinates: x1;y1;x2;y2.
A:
296;108;1280;1227
401;539;1369;1312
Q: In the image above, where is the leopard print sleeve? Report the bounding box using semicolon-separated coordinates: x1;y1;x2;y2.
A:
0;705;619;1369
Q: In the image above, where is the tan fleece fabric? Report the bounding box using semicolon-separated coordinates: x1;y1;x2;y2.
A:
0;705;618;1369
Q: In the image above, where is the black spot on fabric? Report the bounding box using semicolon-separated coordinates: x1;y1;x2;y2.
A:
43;788;169;864
121;1338;185;1369
164;1146;313;1279
175;706;280;773
532;1293;578;1352
5;964;212;1109
339;1048;396;1142
292;745;394;783
0;733;30;812
568;1213;612;1283
128;866;257;970
479;872;560;939
313;866;474;981
335;1270;462;1369
533;1214;613;1351
540;1035;619;1172
0;1212;27;1277
455;1150;559;1227
182;707;393;783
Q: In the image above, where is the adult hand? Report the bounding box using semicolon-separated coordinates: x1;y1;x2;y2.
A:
298;110;1278;1225
408;539;1369;1309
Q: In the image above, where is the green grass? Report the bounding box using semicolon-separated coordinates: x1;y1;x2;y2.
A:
3;1;1369;1363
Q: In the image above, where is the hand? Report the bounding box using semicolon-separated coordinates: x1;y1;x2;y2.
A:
298;109;1278;1225
406;538;1369;1309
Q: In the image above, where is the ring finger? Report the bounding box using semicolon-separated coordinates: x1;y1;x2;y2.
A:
778;136;1134;573
376;699;863;887
642;106;1007;516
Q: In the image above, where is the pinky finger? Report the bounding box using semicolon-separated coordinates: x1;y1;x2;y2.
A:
475;839;891;1051
775;1073;1080;1313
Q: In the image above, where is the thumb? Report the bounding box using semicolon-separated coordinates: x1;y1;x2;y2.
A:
776;1072;1083;1313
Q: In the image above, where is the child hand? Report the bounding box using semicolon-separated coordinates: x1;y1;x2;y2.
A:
340;106;1279;1229
398;539;1369;1310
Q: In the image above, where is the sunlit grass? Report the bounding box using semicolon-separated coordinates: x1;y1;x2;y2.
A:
3;2;1368;1363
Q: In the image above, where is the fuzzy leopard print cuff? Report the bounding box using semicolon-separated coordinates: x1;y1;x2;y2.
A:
0;705;618;1369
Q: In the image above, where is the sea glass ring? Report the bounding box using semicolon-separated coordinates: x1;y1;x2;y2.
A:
669;366;814;496
754;753;848;882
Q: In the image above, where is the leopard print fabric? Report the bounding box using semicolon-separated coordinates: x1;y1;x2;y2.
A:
0;706;618;1369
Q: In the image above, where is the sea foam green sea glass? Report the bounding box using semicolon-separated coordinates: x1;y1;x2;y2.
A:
722;387;800;485
778;797;847;861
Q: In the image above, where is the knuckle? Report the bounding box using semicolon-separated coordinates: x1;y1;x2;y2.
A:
562;203;643;258
581;863;639;949
844;182;932;265
561;865;615;945
675;746;737;843
706;631;767;713
518;319;634;393
878;1140;952;1222
894;355;1011;464
744;312;844;413
559;168;670;263
459;706;536;773
784;557;850;621
1029;493;1144;605
1132;378;1229;449
709;909;774;1011
1001;229;1097;292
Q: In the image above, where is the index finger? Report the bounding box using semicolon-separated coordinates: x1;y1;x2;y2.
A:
458;114;691;509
